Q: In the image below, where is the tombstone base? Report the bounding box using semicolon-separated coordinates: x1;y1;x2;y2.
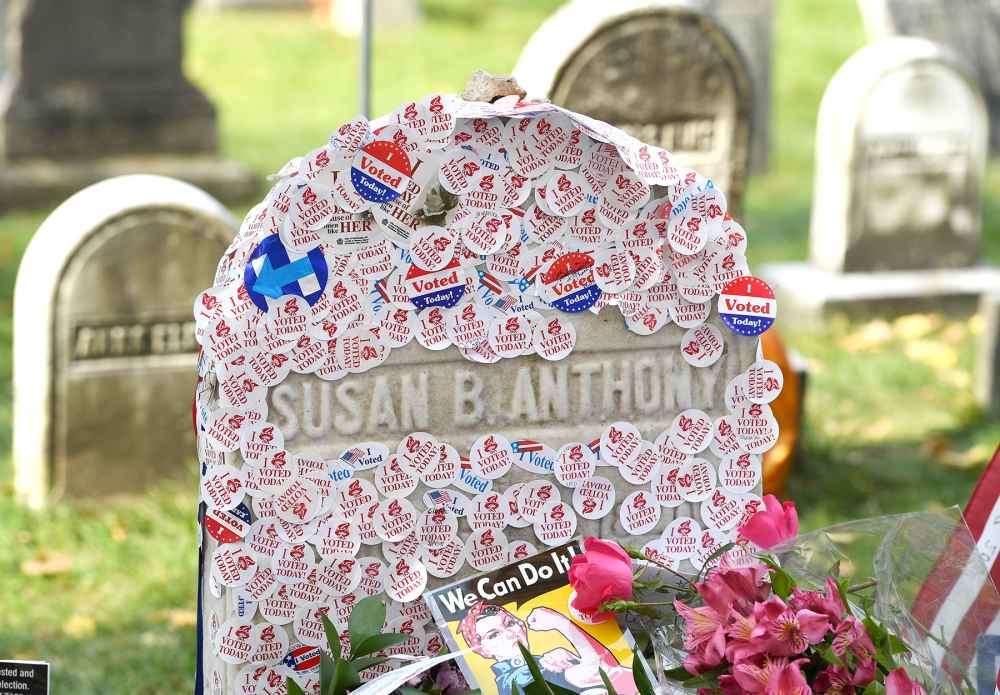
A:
0;155;259;210
761;261;1000;322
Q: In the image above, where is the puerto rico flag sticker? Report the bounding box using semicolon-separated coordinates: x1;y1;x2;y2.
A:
405;258;466;311
351;139;413;204
718;276;776;337
204;502;252;544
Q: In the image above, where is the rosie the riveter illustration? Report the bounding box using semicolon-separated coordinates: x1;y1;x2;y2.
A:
456;602;638;695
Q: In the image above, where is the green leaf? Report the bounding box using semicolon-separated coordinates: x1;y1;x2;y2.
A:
694;542;735;582
399;688;427;695
333;659;361;695
351;631;411;658
769;566;797;599
631;652;657;695
599;668;619;695
350;656;389;672
348;595;387;656
320;651;336;695
662;665;693;682
287;678;307;695
320;613;342;661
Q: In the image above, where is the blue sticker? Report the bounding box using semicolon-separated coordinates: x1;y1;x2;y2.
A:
244;234;328;311
539;252;602;314
350;140;412;204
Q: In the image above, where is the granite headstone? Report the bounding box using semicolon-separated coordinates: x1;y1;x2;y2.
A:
514;2;753;214
858;0;1000;155
763;37;1000;321
0;0;257;207
12;176;236;507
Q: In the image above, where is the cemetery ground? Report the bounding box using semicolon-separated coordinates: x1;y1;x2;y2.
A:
0;0;998;692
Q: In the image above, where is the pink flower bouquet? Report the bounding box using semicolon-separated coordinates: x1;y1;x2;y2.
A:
567;500;995;695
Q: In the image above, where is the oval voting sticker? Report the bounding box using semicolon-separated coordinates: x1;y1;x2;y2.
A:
465;528;509;571
351;139;412;204
421;538;465;578
718;276;776;337
572;476;616;520
534;500;578;546
405;258;466;311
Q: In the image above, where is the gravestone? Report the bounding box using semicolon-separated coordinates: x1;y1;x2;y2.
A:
12;175;236;508
858;0;1000;155
763;37;1000;321
513;2;754;213
0;0;257;207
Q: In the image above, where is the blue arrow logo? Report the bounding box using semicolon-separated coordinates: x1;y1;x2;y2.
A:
252;255;316;299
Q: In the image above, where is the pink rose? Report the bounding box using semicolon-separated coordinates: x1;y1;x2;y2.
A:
568;537;633;621
738;494;799;549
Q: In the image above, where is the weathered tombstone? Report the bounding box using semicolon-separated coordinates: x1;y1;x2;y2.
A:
513;2;753;213
763;37;1000;321
858;0;1000;155
12;175;236;508
702;0;773;172
0;0;257;208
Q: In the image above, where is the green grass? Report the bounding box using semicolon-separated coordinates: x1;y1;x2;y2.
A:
0;0;997;691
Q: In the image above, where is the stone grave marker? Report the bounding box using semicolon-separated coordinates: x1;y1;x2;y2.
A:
0;0;257;208
858;0;1000;155
13;175;236;508
763;37;1000;321
513;2;754;213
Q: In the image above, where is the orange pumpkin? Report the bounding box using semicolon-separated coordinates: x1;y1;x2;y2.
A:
761;329;802;496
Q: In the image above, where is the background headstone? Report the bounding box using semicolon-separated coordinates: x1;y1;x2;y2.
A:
858;0;1000;155
513;2;753;215
197;0;307;8
0;0;257;207
763;37;1000;321
687;0;773;172
13;175;236;508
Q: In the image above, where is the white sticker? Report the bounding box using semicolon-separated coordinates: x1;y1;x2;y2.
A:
317;557;363;597
422;443;460;488
621;441;661;485
600;421;643;468
719;452;762;493
700;488;743;532
572;476;616;520
745;359;784;405
271;543;317;585
554;442;598;488
532;316;576;360
374;497;419;542
676;459;718;503
680;324;724;368
421;538;465;578
214;618;255;664
418;507;459;548
274;478;323;525
669;409;713;455
651;466;685;508
469;491;511;530
464;528;509;571
710;415;744;459
618;490;661;535
534;499;578;546
470;433;515;480
517;480;562;524
374;456;419;499
396;432;440;478
661;516;702;560
211;544;258;588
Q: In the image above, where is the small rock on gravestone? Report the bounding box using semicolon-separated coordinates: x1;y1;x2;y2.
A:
514;2;753;215
762;37;1000;321
0;0;257;207
13;176;236;507
858;0;1000;155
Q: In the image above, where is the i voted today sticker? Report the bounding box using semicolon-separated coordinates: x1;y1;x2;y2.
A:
351;139;413;204
718;276;776;337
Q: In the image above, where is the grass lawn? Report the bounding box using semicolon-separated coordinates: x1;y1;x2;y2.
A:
0;0;997;691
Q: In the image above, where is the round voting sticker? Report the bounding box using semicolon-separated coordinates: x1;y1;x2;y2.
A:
351;139;413;204
718;276;776;337
245;235;328;312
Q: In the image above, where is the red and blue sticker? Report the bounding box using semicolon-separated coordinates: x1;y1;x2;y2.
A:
718;276;776;337
351;140;412;204
204;502;252;544
539;252;602;313
405;258;466;310
282;644;322;673
245;234;328;311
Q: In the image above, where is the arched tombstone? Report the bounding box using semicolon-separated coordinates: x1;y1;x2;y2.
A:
13;175;236;507
764;38;1000;320
514;2;753;214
